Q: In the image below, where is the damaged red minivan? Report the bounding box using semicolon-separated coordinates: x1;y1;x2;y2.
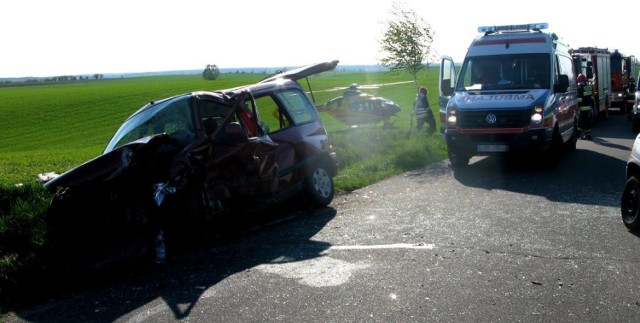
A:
43;61;339;272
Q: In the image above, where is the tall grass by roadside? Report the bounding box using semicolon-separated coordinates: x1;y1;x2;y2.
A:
0;182;51;309
332;126;445;191
0;68;445;312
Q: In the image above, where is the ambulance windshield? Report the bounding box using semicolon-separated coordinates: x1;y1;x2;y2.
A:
458;54;550;91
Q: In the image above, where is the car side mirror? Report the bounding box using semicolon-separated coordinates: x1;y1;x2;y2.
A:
441;79;454;96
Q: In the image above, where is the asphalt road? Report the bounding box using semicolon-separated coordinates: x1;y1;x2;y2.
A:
6;112;640;322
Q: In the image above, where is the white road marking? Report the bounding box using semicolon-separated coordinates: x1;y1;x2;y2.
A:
329;243;437;250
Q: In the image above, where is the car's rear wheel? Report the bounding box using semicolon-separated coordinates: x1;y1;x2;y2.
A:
305;165;334;207
621;176;640;231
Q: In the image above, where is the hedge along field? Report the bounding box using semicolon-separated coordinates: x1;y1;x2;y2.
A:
0;68;441;185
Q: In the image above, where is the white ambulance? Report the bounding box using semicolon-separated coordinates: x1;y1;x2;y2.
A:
439;23;578;167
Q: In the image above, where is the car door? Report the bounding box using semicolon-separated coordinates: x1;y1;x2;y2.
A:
439;56;457;136
197;95;279;199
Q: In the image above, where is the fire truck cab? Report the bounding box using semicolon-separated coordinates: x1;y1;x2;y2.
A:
439;23;578;168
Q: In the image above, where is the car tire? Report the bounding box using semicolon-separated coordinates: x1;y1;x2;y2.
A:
305;165;334;207
565;120;578;152
448;148;469;168
632;120;640;134
541;127;564;168
621;176;640;231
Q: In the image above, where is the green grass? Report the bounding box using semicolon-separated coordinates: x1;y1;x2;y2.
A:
0;74;265;184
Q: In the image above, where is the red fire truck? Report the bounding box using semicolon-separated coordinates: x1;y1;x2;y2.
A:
611;50;638;113
571;47;611;121
624;55;638;112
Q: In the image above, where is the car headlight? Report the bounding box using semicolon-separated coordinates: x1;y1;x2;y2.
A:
530;105;543;125
447;108;457;126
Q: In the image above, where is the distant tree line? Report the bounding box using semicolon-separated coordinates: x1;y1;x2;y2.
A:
1;73;105;85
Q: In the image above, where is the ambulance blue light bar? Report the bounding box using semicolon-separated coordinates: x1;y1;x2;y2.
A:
478;23;548;33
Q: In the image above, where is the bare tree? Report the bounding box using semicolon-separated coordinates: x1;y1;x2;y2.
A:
379;1;435;88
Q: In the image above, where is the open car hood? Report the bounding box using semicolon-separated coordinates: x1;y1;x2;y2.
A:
259;60;339;84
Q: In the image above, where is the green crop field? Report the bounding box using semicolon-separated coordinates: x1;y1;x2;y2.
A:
0;68;441;185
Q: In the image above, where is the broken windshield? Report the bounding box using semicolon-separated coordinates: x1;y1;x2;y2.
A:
457;54;550;91
104;95;196;153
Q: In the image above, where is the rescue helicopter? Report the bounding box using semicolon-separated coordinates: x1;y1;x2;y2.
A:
319;84;401;127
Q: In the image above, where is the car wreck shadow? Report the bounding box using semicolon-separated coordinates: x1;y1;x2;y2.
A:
13;204;337;322
451;147;626;208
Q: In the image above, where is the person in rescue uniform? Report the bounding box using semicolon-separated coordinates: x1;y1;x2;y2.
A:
576;73;593;140
413;87;436;133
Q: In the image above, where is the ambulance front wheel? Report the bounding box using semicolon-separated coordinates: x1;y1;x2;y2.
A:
621;176;640;231
448;148;470;168
632;120;640;134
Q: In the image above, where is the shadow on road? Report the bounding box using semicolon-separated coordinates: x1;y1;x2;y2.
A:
451;147;625;208
11;204;336;322
448;115;637;209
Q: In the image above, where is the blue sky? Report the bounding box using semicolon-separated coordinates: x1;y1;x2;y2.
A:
2;0;638;78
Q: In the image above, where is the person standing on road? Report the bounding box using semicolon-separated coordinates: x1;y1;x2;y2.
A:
413;87;436;134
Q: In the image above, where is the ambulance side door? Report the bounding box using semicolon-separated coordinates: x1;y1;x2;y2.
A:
439;56;457;136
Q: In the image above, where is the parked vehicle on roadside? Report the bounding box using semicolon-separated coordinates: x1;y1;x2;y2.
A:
624;56;637;113
631;76;640;133
42;60;340;273
571;47;612;121
621;132;640;230
611;51;638;113
438;23;578;168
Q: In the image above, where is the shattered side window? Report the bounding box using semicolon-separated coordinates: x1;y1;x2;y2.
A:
200;99;232;119
199;99;233;137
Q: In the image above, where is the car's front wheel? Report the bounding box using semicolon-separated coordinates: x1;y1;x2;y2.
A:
621;176;640;231
632;118;640;134
305;165;334;207
448;148;470;168
565;120;578;151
